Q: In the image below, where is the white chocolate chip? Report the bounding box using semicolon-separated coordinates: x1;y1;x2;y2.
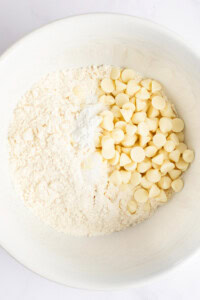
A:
160;161;175;173
147;105;159;118
168;133;179;146
137;122;149;136
111;128;124;144
145;146;157;158
177;132;184;142
151;80;162;93
139;135;151;147
99;95;115;105
101;137;115;159
136;98;148;112
169;150;180;163
152;96;166;110
176;143;187;154
119;184;130;192
126;80;141;96
102;146;115;160
127;200;137;214
158;176;172;189
131;146;145;163
122;102;135;111
155;190;167;203
156;128;168;137
126;124;137;136
149;184;160;198
115;80;127;92
146;169;161;183
130;171;142;187
101;136;114;147
182;149;194;163
94;134;102;148
137;158;152;173
172;118;184;132
100;110;114;119
120;170;131;184
141;79;152;90
111;105;122;118
136;87;150;100
121;69;135;83
161;102;175;118
164;140;175;152
171;178;184;192
115;121;127;130
152;153;164;165
122;134;137;147
132;112;146;124
101;116;114;131
145;118;158;132
110;67;121;80
120;153;132;166
124;161;137;171
115;93;129;107
176;158;189;171
153;133;166;148
109;150;120;166
109;170;122;185
120;108;133;122
159;149;169;160
141;177;152;189
168;169;182;180
159;117;172;133
101;78;115;93
134;188;148;203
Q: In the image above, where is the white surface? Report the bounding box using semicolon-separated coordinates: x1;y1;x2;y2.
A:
0;0;200;299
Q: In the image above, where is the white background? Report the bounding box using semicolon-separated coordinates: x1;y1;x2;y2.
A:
1;0;200;299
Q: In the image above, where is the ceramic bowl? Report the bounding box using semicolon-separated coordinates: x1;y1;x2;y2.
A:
0;14;200;289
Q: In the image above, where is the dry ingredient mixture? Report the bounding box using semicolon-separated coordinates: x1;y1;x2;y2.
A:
8;65;194;236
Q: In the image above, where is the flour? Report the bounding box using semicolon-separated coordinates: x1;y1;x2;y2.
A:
8;65;158;236
71;103;103;152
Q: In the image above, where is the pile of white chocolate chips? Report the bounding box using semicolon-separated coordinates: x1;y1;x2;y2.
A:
96;67;194;214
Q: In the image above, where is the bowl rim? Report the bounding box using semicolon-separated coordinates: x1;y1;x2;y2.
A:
1;12;200;290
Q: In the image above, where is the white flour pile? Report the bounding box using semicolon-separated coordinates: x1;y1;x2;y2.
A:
8;65;158;236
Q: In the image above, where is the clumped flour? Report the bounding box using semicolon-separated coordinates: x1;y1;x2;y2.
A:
8;65;158;236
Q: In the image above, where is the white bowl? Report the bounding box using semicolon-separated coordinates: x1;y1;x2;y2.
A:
0;14;200;290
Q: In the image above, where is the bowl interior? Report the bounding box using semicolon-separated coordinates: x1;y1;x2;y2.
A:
0;14;200;289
